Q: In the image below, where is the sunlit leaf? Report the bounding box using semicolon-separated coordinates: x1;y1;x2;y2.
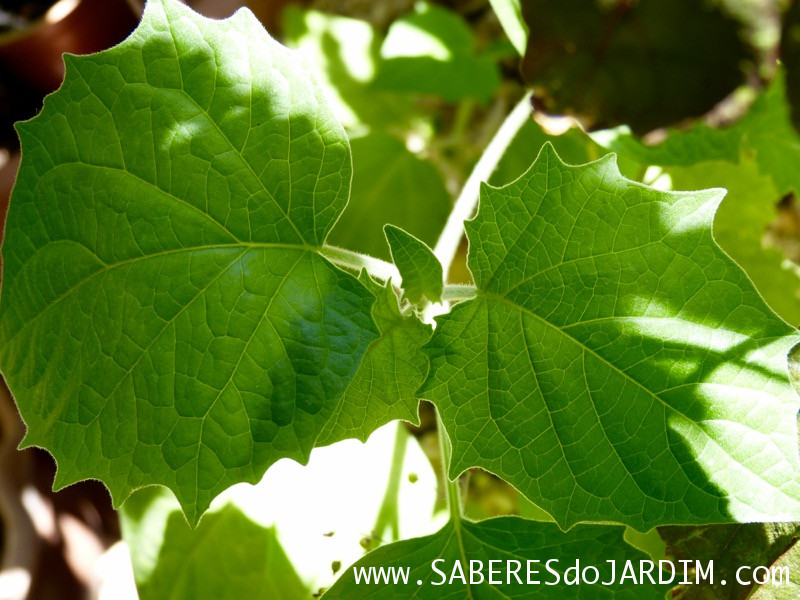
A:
422;144;800;531
0;0;381;524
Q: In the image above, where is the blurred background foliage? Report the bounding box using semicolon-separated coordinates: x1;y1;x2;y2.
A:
3;0;800;598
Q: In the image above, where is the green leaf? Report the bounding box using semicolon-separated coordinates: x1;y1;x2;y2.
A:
121;487;309;599
521;0;754;133
0;0;381;524
594;69;800;197
281;7;416;132
373;2;500;103
325;516;671;598
741;71;800;197
590;74;800;325
590;123;743;168
317;275;431;446
488;0;528;56
384;225;443;304
327;132;450;261
421;144;800;531
666;159;800;326
658;522;800;599
490;119;643;189
749;542;800;599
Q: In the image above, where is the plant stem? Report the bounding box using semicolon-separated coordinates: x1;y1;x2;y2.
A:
433;93;533;279
320;245;400;282
436;408;462;522
371;424;409;548
441;284;477;302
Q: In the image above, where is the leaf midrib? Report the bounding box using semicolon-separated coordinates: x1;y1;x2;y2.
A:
2;242;319;347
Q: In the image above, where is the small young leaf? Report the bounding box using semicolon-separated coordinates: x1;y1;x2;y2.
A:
317;273;431;446
421;144;800;531
384;225;443;304
0;0;380;524
324;516;670;598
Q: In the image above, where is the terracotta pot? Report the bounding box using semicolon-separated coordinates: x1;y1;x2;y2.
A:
0;0;140;93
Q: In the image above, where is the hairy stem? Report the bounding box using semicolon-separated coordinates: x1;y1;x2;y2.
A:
441;284;478;302
320;245;400;282
433;93;533;280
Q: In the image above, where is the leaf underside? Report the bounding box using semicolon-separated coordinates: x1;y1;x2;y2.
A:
0;0;388;524
421;144;800;531
317;272;430;446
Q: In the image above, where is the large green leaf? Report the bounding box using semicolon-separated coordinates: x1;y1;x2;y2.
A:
521;0;754;133
0;0;381;524
325;516;670;598
317;274;430;446
658;522;800;599
121;487;309;599
421;144;800;531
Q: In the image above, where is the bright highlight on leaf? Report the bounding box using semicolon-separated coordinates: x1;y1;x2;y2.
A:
0;0;384;524
421;144;800;531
